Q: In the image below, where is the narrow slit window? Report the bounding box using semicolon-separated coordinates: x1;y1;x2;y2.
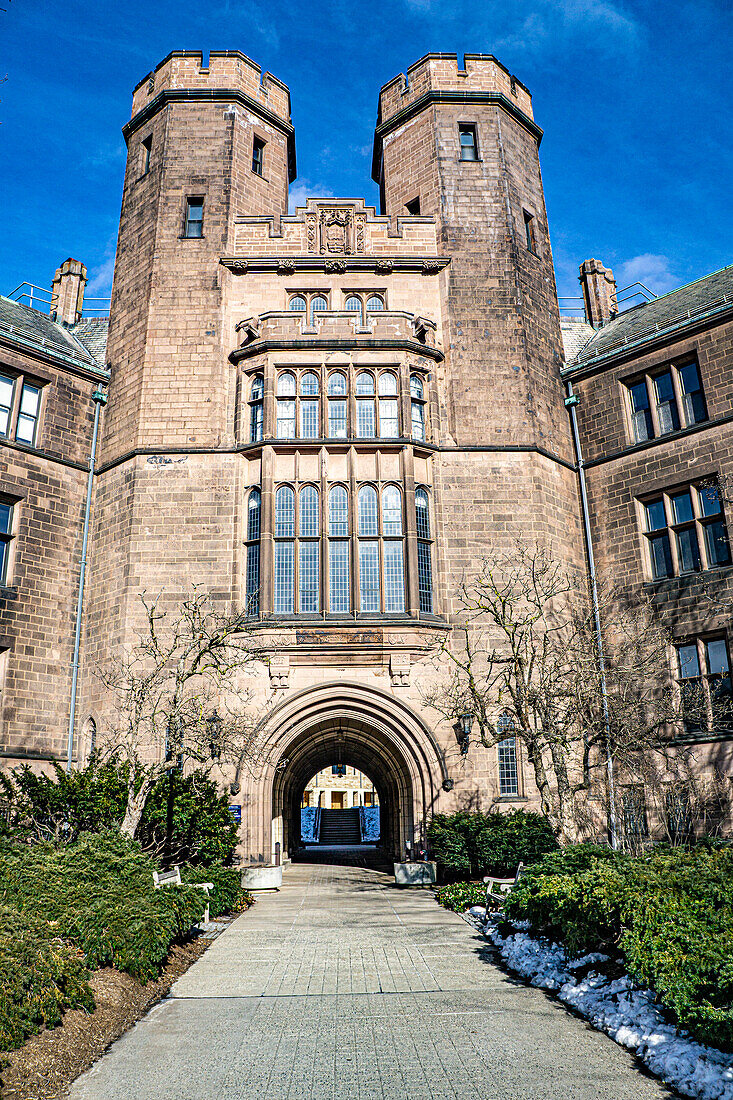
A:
141;135;152;175
0;500;14;586
523;210;537;253
252;137;265;176
245;489;261;616
184;198;204;238
459;124;478;161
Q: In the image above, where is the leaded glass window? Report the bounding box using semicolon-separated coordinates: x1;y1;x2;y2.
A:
416;487;433;613
410;374;425;441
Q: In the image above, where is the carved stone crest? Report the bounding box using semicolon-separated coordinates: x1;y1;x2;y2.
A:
277;259;296;275
324;259;347;273
269;653;290;689
422;259;443;275
375;258;393;273
389;653;411;687
320;208;352;254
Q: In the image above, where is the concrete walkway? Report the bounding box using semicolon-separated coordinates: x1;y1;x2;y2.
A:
70;861;674;1100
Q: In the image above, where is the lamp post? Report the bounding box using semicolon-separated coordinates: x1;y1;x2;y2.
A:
206;709;223;763
458;711;474;756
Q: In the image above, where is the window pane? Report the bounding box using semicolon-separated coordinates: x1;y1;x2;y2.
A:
358;540;380;612
410;375;423;399
345;296;362;312
498;737;518;795
0;540;7;586
250;375;264;400
275;486;295;538
378;372;397;396
0;375;14;436
356;372;375;396
276;400;295;438
671;490;694;525
666;789;692;841
0;407;8;436
698;483;722;517
675;527;701;573
411;401;425;440
382;486;402;536
245;544;260;615
310;296;327;317
15;414;37;445
649;533;673;579
300;399;319;438
628;381;653;443
416;489;430;539
654;371;680;434
644;499;666;532
366;295;384;311
327;371;347;397
417;541;433;613
622;787;648;839
679;362;706;425
19;384;40;417
247;489;261;541
378;399;399;437
384;541;405;612
0;503;12;536
358;486;378;537
704;520;731;567
250;402;263;442
299;486;319;538
677;644;701;679
277;372;296;396
289;296;306;311
329;540;350;612
705;639;730;677
357;399;375;437
328;398;347;438
329;486;349;536
301;372;320;396
299;541;320;613
274;542;294;615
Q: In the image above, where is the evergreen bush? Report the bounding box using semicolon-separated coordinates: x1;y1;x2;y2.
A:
434;882;487;912
427;810;558;880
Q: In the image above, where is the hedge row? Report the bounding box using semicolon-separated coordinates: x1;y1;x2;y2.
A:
435;882;487;913
427;809;558;880
504;843;733;1051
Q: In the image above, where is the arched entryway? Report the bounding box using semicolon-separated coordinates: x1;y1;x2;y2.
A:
238;682;448;864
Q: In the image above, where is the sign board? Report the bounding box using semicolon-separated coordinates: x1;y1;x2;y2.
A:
228;805;242;824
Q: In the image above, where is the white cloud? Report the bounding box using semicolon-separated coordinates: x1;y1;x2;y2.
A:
288;179;335;214
616;254;678;297
86;253;116;298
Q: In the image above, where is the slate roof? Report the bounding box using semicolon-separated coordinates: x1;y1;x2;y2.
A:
560;317;595;362
564;265;733;372
0;296;109;375
69;317;109;365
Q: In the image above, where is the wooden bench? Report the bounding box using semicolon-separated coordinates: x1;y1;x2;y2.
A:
153;866;215;924
483;862;525;910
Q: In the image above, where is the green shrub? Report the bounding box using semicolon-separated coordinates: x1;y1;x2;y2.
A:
435;882;487;912
428;810;558;880
181;864;254;918
0;831;206;982
0;904;94;1054
140;772;239;866
504;844;733;1051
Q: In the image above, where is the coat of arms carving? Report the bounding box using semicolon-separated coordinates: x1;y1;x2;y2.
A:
320;208;352;255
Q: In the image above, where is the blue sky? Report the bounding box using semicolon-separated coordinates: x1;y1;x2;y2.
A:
2;0;731;309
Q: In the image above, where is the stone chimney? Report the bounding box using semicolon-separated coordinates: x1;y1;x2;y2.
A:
50;258;87;325
578;258;618;327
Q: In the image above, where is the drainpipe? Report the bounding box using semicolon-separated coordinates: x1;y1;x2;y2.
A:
66;385;108;771
564;381;619;849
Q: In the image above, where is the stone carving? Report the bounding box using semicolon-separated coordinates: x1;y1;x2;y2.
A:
411;316;430;344
389;653;411;687
277;259;296;275
269;653;290;689
354;213;366;253
239;316;261;343
320;208;352;254
422;259;443;275
375;258;393;273
229;260;248;272
324;259;347;273
306;213;318;253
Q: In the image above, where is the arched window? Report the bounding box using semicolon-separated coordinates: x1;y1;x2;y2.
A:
300;371;320;438
245;488;261;615
276;372;296;439
289;295;306;311
382;485;404;612
356;371;376;438
328;485;349;613
377;372;399;437
358;485;380;612
326;371;347;438
298;486;320;613
249;374;264;442
366;295;384;312
274;486;295;614
345;295;362;313
310;294;328;322
415;487;432;614
410;374;426;441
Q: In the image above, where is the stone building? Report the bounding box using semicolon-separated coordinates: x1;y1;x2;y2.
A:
303;766;378;810
0;51;731;860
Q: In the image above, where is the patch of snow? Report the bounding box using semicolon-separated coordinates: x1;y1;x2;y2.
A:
486;920;733;1100
359;806;380;842
468;905;487;921
300;807;319;843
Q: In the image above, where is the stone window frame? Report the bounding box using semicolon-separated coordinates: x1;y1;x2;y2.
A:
0;370;44;449
622;357;707;445
140;134;152;176
244;487;261;616
522;208;538;254
287;291;331;323
252;135;266;177
638;479;731;582
0;495;19;587
675;633;733;738
182;196;204;239
458;122;480;161
341;290;387;324
495;713;523;799
620;784;649;845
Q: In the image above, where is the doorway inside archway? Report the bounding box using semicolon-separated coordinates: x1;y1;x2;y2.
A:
299;763;381;848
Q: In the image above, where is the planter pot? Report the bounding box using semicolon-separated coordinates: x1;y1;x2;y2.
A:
394;861;437;886
241;864;283;891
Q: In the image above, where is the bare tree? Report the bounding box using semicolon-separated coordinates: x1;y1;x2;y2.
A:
97;589;269;838
424;544;682;844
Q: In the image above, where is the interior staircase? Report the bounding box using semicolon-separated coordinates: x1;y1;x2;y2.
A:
318;808;362;845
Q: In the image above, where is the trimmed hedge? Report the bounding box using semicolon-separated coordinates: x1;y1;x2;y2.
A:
435;882;487;913
427;810;558;880
0;905;94;1054
504;844;733;1051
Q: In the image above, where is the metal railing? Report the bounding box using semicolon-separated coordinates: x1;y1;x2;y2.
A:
616;281;657;307
6;282;110;318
